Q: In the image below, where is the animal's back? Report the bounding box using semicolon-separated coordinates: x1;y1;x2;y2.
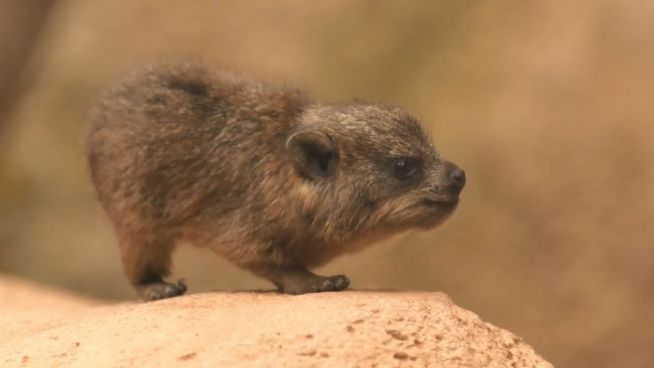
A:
90;66;239;230
87;64;308;236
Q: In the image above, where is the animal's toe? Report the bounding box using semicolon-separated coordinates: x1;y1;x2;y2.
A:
174;279;188;293
163;285;179;298
321;279;335;291
332;275;350;291
146;289;164;301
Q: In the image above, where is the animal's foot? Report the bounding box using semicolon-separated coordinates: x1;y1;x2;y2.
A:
137;279;187;301
282;274;350;295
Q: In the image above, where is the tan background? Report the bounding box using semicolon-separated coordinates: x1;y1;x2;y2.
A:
1;1;652;367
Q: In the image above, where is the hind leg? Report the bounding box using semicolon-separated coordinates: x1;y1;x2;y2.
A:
119;234;187;301
249;264;350;295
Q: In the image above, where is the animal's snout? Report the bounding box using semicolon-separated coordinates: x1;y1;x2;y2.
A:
428;163;466;197
449;167;466;194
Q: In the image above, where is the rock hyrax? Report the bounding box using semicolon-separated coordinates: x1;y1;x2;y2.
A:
87;64;466;301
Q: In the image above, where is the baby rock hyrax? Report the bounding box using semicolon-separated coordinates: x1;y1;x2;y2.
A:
87;64;466;301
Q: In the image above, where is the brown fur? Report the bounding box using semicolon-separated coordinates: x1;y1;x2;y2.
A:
87;63;465;300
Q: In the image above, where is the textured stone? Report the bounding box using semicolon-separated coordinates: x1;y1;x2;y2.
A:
0;278;552;367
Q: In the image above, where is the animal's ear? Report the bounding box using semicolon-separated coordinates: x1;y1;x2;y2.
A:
286;129;337;179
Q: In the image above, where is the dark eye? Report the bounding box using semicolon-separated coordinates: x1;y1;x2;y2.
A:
393;158;419;180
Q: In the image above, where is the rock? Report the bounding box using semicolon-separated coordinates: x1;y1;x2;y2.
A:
0;276;98;342
0;277;552;367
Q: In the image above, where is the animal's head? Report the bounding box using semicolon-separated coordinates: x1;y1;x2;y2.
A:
287;102;465;240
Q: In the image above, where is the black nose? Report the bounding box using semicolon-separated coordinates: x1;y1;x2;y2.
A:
449;168;466;193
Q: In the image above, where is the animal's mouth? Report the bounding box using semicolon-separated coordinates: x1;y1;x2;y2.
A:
410;195;459;230
421;196;459;209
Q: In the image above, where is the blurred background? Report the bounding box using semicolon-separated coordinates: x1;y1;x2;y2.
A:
1;1;653;366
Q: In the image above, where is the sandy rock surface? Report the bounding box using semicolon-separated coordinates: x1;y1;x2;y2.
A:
0;277;552;367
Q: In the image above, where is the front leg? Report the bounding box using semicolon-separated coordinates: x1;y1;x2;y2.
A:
250;265;350;295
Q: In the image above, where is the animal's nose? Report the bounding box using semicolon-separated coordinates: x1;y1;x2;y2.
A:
449;168;466;194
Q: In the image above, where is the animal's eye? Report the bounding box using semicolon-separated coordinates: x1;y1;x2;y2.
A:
393;158;419;180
